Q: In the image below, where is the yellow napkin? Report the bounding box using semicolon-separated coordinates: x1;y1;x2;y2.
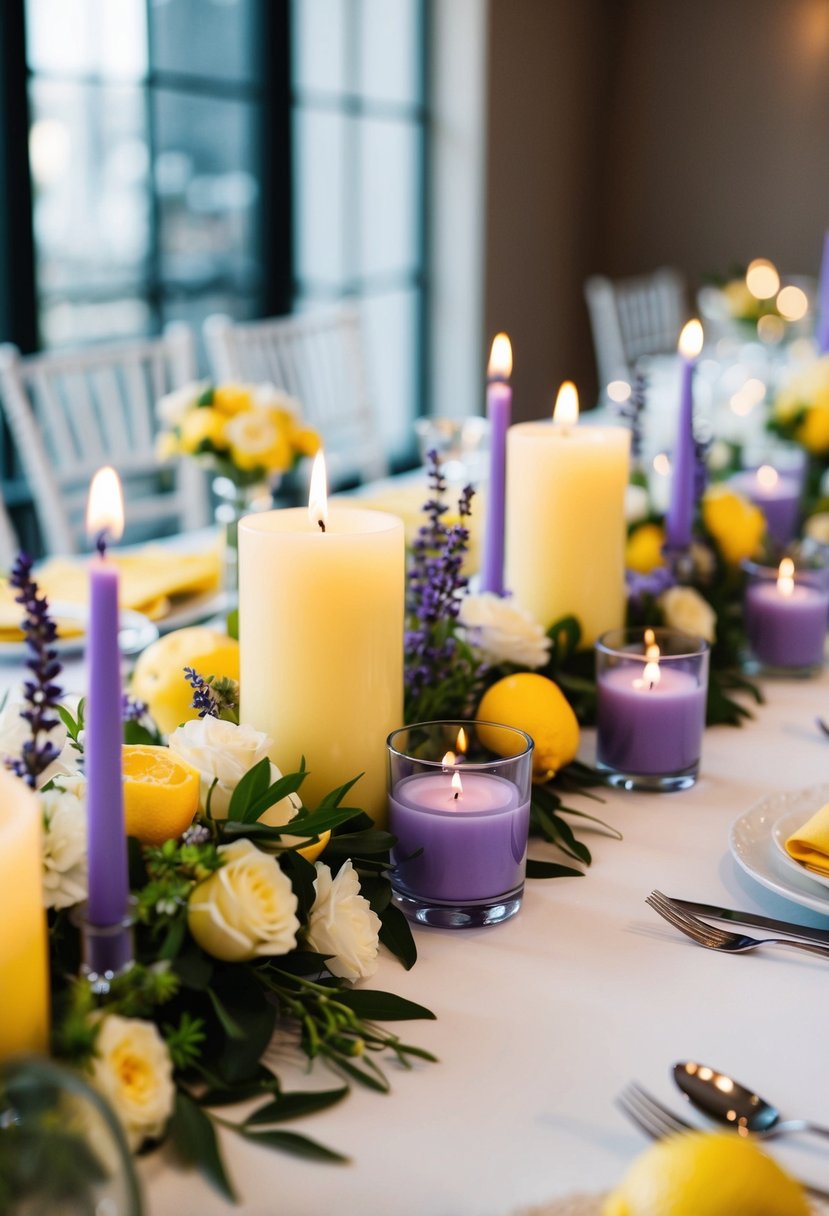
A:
785;802;829;876
335;483;483;575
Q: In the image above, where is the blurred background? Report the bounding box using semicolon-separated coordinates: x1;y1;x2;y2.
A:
2;0;829;518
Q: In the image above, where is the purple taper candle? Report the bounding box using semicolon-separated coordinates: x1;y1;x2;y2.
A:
479;333;513;595
816;231;829;354
665;319;703;550
85;467;128;927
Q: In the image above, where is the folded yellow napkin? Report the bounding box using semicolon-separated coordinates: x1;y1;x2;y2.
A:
785;802;829;876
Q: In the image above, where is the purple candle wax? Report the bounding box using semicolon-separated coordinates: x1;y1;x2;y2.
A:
597;665;706;775
389;771;530;902
480;373;512;596
665;355;696;550
745;580;829;669
730;469;800;548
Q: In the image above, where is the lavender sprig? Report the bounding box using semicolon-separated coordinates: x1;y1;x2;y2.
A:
404;452;478;722
123;692;148;722
7;553;64;787
184;668;239;723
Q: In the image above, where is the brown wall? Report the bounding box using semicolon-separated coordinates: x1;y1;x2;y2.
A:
484;0;829;417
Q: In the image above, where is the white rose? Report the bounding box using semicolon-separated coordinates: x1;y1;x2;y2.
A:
252;383;302;415
459;592;551;669
168;717;301;824
40;787;87;910
0;700;79;788
305;861;381;983
188;839;299;962
659;585;717;643
624;483;650;524
89;1015;175;1151
156;380;209;428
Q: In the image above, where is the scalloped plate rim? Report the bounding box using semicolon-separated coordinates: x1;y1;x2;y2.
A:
729;783;829;917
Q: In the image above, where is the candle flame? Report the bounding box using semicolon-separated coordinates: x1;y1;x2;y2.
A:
553;381;579;429
777;284;808;322
678;319;704;360
308;450;328;531
488;332;512;380
745;258;780;301
86;466;124;549
777;556;795;597
442;750;456;769
455;726;468;755
643;660;661;688
756;464;779;490
451;770;463;799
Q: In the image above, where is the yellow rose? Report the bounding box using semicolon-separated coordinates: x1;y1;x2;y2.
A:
292;425;321;458
155;430;180;462
226;409;292;473
188;838;300;962
89;1015;175;1150
212;384;255;416
660;585;716;643
797;403;829;455
701;484;765;565
626;523;665;574
178;406;228;454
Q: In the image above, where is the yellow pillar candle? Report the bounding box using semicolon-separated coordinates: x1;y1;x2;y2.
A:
505;382;631;646
239;454;404;825
0;769;49;1060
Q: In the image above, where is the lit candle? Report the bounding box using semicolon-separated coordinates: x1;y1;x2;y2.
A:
744;557;829;670
504;382;630;645
665;319;704;551
729;464;800;547
0;770;49;1060
480;333;512;596
596;628;708;782
239;451;404;824
85;467;128;927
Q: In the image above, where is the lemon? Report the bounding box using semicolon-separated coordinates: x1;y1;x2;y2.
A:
122;744;201;846
131;626;240;735
477;672;579;780
296;831;331;863
602;1131;810;1216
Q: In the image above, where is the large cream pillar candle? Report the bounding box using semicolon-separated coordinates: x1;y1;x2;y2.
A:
0;769;49;1060
239;463;404;825
505;383;631;646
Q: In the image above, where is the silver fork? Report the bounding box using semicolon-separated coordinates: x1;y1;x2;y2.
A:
617;1082;829;1201
646;890;829;960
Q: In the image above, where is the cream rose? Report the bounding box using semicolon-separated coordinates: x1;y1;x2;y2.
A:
168;717;301;824
659;585;717;644
40;786;87;910
89;1015;175;1151
305;861;381;983
188;839;299;962
0;700;79;788
155;380;209;428
458;592;550;669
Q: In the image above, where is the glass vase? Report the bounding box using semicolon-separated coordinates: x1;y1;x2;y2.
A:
212;475;274;604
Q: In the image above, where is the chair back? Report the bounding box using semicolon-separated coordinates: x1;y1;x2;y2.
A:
0;325;210;554
585;268;687;386
204;304;387;488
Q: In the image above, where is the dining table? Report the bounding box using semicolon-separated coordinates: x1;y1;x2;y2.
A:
10;619;828;1214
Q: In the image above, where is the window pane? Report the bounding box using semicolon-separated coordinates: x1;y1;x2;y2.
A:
362;287;418;456
154;91;260;291
30;81;150;294
26;0;147;79
359;0;420;105
162;293;259;372
291;0;348;95
150;0;261;85
40;296;152;348
359;117;419;278
293;109;347;286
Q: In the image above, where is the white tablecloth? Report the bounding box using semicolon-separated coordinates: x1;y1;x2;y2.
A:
118;668;829;1216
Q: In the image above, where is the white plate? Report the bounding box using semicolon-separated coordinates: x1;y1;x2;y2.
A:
730;784;829;917
155;589;228;633
0;604;158;662
771;807;829;893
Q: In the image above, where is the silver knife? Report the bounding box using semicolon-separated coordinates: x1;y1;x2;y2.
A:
670;897;829;946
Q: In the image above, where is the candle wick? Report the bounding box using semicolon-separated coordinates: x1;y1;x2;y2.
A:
317;518;326;533
95;530;108;558
648;681;654;691
453;790;459;800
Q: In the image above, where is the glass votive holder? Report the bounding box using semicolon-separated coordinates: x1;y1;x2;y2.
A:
387;720;533;929
413;417;490;484
742;557;829;676
595;627;709;792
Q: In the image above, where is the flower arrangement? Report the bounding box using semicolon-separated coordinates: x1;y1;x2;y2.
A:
0;561;434;1207
156;381;321;488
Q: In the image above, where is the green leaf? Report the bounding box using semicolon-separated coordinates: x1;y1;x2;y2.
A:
158;916;187;962
168;1092;236;1202
173;943;214;991
334;990;435;1021
213;973;277;1084
200;1067;280;1107
324;1050;390;1093
123;720;161;746
279;851;318;919
244;768;308;825
236;1127;349;1164
322;829;396;855
206;987;246;1041
525;860;585;879
315;773;364;810
378;903;417;970
244;1087;348;1125
226;608;239;640
226;757;272;822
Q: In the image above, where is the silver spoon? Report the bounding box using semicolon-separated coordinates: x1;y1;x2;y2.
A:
673;1061;829;1141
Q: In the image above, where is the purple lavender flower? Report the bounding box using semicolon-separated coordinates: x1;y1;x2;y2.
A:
626;565;676;617
184;667;220;718
122;692;148;722
7;553;64;787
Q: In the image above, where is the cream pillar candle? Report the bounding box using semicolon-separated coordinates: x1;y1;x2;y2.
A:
505;383;631;646
0;769;49;1060
239;455;404;825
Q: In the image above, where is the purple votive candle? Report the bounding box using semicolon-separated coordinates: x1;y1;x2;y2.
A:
390;772;530;903
744;562;829;670
730;466;800;548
